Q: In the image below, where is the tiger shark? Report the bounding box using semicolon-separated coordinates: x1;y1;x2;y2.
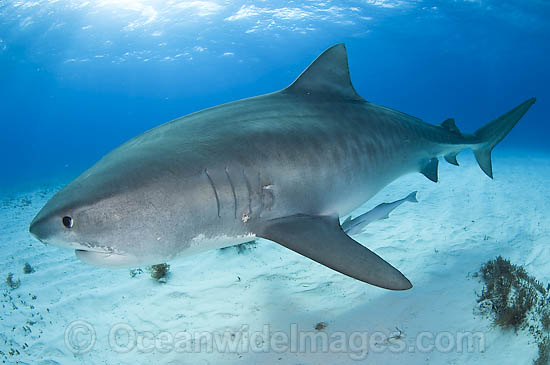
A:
29;44;535;290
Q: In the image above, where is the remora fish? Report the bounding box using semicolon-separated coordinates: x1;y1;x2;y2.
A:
29;44;535;290
342;192;418;235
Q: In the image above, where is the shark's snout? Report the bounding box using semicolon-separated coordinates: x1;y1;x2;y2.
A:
29;207;76;249
29;213;48;243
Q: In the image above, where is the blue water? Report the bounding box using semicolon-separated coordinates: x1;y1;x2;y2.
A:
1;0;548;190
2;2;550;364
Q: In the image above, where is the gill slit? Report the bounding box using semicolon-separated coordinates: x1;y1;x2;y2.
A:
243;169;252;216
258;172;264;213
204;168;220;218
225;167;237;219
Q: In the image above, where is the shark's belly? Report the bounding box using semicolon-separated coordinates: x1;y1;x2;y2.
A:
181;233;257;257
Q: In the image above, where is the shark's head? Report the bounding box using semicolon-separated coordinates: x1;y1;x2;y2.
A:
29;148;190;268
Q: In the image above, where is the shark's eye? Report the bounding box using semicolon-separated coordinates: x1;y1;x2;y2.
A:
62;216;73;228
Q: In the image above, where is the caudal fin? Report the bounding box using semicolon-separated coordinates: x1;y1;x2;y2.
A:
473;98;536;178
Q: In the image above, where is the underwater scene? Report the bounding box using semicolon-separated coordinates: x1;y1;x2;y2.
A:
1;0;549;364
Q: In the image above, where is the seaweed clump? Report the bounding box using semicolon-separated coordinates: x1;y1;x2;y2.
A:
6;273;20;289
147;263;170;283
476;256;549;364
315;322;327;331
23;263;34;274
477;256;543;331
542;311;550;332
535;337;550;365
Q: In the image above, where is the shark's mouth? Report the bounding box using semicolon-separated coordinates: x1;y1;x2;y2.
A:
75;249;141;268
79;241;116;254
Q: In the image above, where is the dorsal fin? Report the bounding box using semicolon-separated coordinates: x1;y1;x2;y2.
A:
284;43;364;101
440;118;462;135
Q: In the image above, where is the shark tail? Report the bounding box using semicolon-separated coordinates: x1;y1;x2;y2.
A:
438;98;535;179
471;98;535;178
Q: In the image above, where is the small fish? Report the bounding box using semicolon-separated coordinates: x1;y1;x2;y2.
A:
342;192;418;235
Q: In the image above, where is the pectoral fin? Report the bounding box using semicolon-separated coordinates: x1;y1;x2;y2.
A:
252;215;412;290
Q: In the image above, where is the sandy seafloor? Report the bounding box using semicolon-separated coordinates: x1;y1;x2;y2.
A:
1;150;549;365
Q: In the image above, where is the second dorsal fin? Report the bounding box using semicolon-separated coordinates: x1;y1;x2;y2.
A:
440;118;462;135
284;43;364;101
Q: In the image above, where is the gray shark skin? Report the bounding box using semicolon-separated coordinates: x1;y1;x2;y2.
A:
29;44;535;290
342;191;418;235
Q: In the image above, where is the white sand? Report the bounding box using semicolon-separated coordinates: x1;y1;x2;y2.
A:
1;150;549;364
